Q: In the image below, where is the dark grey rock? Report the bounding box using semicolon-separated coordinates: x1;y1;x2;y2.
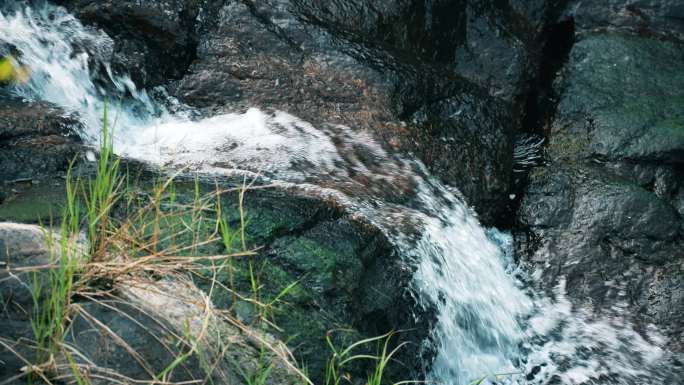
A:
168;0;524;224
0;94;82;184
549;32;684;163
163;179;428;383
563;0;684;39
49;0;568;224
518;164;684;349
55;0;221;87
516;20;684;355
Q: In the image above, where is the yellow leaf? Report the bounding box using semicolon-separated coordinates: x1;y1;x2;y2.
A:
0;56;14;82
0;55;30;84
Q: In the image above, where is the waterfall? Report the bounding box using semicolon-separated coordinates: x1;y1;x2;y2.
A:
1;3;679;384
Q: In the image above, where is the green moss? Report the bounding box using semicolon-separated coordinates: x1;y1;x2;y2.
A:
557;32;684;161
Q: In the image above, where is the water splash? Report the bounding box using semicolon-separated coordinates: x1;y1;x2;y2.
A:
1;3;681;385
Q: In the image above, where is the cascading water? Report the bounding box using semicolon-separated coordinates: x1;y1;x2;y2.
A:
1;3;681;384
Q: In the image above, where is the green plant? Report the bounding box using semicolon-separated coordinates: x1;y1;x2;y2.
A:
325;331;406;385
25;106;249;383
234;347;275;385
83;103;123;260
468;371;522;385
30;162;84;368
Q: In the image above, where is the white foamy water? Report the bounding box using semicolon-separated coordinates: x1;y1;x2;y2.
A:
1;3;681;384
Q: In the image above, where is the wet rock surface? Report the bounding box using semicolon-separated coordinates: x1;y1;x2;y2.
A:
516;0;684;356
562;0;684;39
164;0;565;224
0;94;82;222
0;164;427;384
162;178;429;383
54;0;217;87
0;94;82;184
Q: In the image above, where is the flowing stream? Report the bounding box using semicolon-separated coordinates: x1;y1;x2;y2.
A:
1;3;680;385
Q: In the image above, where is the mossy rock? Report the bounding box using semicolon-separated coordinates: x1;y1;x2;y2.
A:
130;176;423;384
552;32;684;162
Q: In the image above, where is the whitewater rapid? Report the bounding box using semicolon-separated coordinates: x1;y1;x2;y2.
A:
1;3;680;385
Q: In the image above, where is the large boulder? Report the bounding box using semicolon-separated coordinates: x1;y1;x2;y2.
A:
292;0;554;106
0;160;428;384
166;0;524;224
66;278;302;385
154;178;428;383
518;165;683;340
516;11;684;357
549;32;684;163
0;221;304;385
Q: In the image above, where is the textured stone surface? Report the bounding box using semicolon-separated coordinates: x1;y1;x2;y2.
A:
516;15;684;355
549;32;684;163
159;179;427;383
0;94;81;184
563;0;684;38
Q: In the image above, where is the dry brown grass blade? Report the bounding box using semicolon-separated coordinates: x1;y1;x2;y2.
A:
77;293;187;364
0;337;54;385
72;303;157;378
51;363;203;385
220;313;314;385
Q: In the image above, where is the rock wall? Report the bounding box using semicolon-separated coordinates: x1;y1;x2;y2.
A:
515;0;684;353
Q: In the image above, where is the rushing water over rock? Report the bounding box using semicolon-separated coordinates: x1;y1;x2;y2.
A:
1;3;681;384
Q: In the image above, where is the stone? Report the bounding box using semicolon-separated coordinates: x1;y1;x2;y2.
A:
159;178;427;383
168;0;522;224
0;222;76;381
515;16;684;354
66;278;302;385
0;222;302;385
549;32;684;163
0;94;82;184
562;0;684;38
517;164;684;350
55;0;221;87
